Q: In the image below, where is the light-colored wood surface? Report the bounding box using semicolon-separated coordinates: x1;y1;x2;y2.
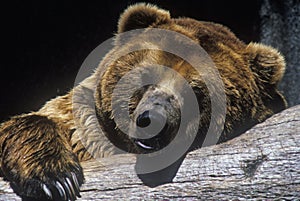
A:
1;105;299;200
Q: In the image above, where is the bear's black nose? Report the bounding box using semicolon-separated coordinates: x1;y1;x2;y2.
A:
136;110;151;128
136;110;167;130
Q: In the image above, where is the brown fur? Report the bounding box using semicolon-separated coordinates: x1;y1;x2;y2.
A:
0;3;286;201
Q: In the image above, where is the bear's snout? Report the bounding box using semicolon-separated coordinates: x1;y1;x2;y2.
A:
130;87;181;153
135;109;171;151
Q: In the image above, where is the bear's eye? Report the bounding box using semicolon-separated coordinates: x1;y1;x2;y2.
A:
129;85;152;115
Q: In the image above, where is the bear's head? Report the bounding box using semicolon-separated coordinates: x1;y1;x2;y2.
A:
94;3;287;156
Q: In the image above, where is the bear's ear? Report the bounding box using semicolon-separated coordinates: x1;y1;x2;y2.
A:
118;3;171;33
247;43;286;85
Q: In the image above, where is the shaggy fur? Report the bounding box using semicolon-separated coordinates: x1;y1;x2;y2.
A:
0;3;286;201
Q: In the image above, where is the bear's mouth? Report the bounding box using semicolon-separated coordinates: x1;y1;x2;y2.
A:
134;139;155;150
133;122;171;152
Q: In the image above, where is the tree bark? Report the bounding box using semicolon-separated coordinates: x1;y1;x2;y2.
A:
0;105;299;200
260;0;300;106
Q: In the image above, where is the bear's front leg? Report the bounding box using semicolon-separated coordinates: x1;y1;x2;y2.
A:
0;114;84;201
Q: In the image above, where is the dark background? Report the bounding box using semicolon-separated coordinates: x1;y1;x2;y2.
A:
2;0;261;122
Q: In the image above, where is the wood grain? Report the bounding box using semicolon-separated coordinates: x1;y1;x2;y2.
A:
1;105;299;200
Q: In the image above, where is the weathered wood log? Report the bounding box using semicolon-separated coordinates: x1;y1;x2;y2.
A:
1;105;299;200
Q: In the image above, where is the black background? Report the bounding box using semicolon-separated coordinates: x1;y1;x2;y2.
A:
2;0;261;122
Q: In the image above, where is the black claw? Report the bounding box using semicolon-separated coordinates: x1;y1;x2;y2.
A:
66;177;77;200
62;177;75;201
61;179;72;201
42;183;53;200
55;181;67;201
70;172;81;197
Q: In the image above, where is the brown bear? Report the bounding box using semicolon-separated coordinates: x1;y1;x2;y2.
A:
0;3;287;201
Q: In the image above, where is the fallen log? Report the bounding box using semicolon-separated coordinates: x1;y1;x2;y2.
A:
1;105;299;200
